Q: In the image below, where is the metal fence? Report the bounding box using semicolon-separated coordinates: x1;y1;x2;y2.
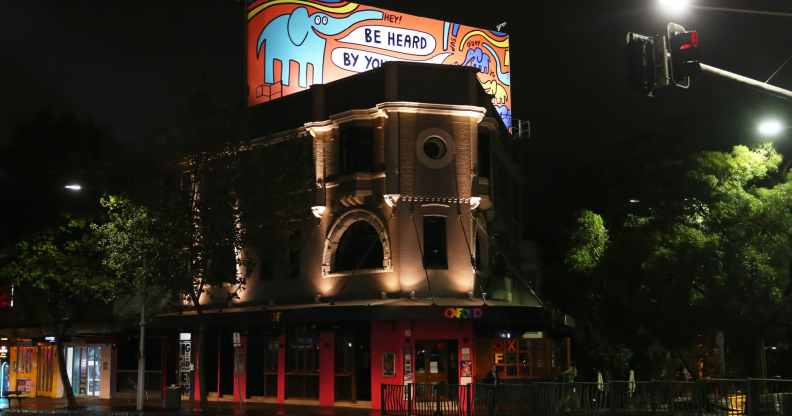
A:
382;379;792;416
382;383;473;416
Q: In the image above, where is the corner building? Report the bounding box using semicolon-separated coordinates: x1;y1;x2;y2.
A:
169;62;573;409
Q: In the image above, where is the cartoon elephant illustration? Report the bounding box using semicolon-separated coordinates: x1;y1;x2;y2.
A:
462;47;490;74
257;7;383;88
482;43;510;86
481;80;508;104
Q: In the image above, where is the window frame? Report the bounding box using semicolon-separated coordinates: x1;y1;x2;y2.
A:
422;215;448;270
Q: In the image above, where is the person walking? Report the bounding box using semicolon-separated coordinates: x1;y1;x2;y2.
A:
484;366;501;416
562;362;578;384
484;365;500;385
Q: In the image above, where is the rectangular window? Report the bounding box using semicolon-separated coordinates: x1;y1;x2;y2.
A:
288;228;301;279
492;339;554;379
339;125;374;175
478;128;491;179
423;216;447;269
286;328;319;399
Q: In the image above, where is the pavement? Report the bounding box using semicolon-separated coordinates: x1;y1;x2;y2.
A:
0;398;381;416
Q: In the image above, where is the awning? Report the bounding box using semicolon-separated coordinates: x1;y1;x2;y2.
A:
152;297;547;329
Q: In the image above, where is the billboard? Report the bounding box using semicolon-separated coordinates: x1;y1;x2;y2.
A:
246;0;512;127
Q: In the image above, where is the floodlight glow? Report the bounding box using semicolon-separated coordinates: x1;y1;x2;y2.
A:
64;184;82;191
658;0;691;15
757;119;784;138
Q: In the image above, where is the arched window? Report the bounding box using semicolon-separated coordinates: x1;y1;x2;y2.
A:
333;221;384;272
322;209;392;277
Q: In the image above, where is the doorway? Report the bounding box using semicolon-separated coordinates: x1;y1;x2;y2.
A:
414;340;458;386
335;324;371;402
66;345;102;397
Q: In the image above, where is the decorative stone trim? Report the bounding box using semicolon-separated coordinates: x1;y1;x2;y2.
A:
322;209;392;277
400;195;480;209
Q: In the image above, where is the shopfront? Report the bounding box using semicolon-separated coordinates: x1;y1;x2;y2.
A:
171;302;570;410
0;343;9;398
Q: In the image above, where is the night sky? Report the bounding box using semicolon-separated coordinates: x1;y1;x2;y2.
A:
1;0;791;242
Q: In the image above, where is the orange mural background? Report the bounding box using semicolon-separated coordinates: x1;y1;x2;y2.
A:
246;0;512;127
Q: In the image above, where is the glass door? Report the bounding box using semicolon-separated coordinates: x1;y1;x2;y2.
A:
86;346;102;396
67;345;102;397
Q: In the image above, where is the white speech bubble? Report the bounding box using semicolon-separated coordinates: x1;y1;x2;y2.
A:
338;25;436;56
331;48;451;73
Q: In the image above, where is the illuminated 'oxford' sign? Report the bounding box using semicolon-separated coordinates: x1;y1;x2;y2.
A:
246;0;512;127
444;307;483;319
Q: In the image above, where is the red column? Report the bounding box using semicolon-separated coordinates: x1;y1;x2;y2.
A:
161;337;168;406
319;331;335;407
277;335;286;403
233;335;247;401
370;320;408;410
193;333;202;401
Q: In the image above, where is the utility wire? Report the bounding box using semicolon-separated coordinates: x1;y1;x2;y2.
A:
696;5;792;19
449;136;488;303
411;206;436;306
766;54;792;84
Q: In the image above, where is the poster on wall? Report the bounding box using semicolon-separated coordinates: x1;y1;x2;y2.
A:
246;0;512;128
403;351;413;383
461;360;472;377
461;347;470;361
16;378;31;394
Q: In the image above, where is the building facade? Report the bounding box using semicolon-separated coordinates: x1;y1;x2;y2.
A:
163;62;574;409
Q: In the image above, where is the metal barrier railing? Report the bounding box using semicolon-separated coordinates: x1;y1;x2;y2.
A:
382;383;473;416
382;379;792;416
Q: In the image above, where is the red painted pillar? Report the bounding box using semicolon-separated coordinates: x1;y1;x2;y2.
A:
233;335;247;401
277;335;286;403
216;335;221;396
371;320;408;410
161;337;168;406
193;333;202;402
319;331;335;407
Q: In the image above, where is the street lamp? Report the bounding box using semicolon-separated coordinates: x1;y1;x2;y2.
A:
64;184;82;192
757;118;784;138
658;0;691;16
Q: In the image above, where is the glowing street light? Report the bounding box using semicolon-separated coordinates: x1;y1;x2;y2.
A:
64;184;82;191
658;0;691;16
757;118;784;138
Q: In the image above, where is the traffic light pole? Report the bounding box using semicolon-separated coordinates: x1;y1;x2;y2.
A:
699;63;792;102
692;6;792;19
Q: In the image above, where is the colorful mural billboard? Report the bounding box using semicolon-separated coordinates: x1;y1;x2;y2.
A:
247;0;511;127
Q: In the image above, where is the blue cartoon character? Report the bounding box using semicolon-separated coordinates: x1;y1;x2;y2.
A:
462;47;490;74
257;6;383;88
496;105;511;128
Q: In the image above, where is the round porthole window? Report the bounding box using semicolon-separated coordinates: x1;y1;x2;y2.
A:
423;136;447;160
416;128;454;169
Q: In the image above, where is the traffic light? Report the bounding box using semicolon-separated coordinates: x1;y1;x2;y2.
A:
667;23;701;86
626;32;669;96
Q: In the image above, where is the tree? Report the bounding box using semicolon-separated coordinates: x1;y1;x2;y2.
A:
564;144;792;378
566;210;609;273
0;217;120;409
92;195;186;410
91;143;257;406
